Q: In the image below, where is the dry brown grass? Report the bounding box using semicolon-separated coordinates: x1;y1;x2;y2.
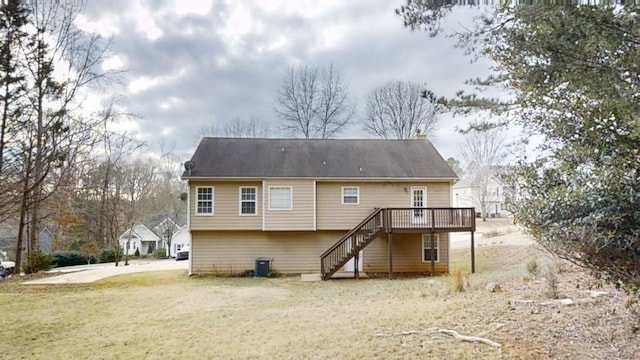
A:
446;267;470;293
1;244;638;359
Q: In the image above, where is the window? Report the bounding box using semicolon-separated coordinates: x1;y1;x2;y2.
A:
196;187;214;215
422;234;440;262
269;186;292;210
342;187;359;204
239;187;258;215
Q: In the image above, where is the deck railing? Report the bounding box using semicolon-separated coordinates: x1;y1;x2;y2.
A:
386;208;476;231
320;208;475;280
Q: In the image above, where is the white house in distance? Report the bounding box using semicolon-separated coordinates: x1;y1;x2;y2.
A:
120;220;192;257
119;223;162;256
452;175;511;218
170;227;191;256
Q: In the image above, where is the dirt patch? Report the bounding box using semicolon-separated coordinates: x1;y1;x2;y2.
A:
452;217;533;249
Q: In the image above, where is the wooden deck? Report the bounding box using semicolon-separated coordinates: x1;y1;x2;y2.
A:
320;208;476;280
385;208;476;233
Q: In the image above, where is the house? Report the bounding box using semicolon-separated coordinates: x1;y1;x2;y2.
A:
453;174;511;218
0;225;55;259
152;218;181;256
170;226;191;256
182;138;476;279
38;227;54;254
119;223;162;256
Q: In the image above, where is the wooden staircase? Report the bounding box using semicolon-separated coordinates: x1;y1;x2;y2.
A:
320;208;384;280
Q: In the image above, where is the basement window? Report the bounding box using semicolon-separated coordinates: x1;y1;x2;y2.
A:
421;234;440;262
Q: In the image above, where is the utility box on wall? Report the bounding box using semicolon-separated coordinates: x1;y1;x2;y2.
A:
255;257;270;277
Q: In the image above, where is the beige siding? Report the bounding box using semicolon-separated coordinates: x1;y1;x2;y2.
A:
190;181;262;231
316;182;452;230
363;232;450;274
190;230;449;275
190;230;344;274
264;180;314;231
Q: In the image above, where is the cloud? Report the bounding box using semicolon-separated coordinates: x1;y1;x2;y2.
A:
81;1;492;161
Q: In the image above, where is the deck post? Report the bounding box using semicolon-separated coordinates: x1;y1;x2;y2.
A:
388;232;393;280
471;230;475;274
354;252;359;279
430;231;435;276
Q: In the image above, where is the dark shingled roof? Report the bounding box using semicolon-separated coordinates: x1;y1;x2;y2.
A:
182;138;457;179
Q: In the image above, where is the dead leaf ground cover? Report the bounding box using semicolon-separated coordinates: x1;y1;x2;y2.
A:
1;221;638;359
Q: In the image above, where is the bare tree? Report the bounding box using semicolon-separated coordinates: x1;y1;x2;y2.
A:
275;64;354;138
1;0;121;271
460;128;507;221
446;157;464;179
363;81;443;139
196;123;221;139
0;1;29;224
121;158;158;265
137;142;187;257
222;116;270;138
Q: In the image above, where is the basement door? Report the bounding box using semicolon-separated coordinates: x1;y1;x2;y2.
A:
411;187;428;225
344;250;364;272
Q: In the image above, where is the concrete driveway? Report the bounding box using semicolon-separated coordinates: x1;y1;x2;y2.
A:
22;259;188;285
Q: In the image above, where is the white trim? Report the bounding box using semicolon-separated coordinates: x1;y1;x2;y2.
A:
268;186;293;210
313;180;317;231
262;181;266;230
341;186;360;205
421;233;440;263
238;186;258;216
186;180;193;275
186;180;191;230
183;176;457;182
195;186;214;216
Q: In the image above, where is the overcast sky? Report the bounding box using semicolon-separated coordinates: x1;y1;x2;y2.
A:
76;1;493;163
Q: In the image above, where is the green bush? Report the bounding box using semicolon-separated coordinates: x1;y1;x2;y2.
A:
98;248;116;263
155;248;166;259
52;251;88;267
134;248;140;257
22;251;54;274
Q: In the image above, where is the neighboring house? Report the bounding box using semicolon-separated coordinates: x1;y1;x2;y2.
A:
153;218;181;256
119;223;162;256
182;138;477;280
170;227;191;257
453;175;511;218
0;225;55;258
38;227;54;254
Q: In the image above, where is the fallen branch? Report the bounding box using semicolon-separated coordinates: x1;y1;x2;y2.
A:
373;330;429;337
438;329;501;347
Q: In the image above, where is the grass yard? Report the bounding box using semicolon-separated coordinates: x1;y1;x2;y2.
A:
1;243;638;359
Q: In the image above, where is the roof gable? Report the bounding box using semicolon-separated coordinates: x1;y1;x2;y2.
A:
119;223;161;241
183;138;457;179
